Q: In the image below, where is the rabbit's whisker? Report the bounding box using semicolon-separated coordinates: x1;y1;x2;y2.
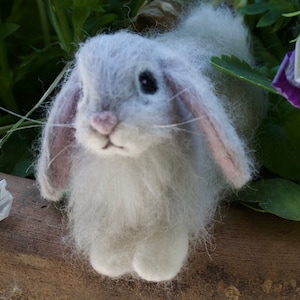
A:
53;124;75;128
171;127;203;136
167;86;193;103
153;116;206;128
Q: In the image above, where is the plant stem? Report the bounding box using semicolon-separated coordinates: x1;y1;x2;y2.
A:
0;64;69;147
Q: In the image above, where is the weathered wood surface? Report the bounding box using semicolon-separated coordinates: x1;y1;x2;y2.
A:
0;172;300;299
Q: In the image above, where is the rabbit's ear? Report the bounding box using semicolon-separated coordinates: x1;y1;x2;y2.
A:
163;60;251;188
37;70;80;200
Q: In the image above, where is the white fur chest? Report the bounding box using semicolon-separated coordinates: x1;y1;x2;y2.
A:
68;147;181;246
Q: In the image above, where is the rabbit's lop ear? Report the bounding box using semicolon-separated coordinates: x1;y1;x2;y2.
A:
163;58;252;189
37;69;80;200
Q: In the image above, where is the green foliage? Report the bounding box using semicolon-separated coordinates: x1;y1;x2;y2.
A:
258;97;300;181
210;0;300;220
237;0;296;28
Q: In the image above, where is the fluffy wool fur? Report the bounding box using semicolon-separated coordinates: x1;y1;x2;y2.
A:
36;4;266;281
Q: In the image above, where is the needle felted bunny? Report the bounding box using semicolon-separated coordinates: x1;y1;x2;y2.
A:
37;4;266;282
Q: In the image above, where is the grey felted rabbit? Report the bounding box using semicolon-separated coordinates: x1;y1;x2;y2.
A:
36;4;266;281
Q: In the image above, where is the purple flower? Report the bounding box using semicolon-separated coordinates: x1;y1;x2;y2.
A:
272;50;300;109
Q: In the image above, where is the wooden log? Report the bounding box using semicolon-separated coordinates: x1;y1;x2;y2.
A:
0;172;299;299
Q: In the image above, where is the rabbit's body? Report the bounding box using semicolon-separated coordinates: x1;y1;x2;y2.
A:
37;4;266;281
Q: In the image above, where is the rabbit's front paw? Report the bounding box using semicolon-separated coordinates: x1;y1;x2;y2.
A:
89;239;133;278
133;230;189;281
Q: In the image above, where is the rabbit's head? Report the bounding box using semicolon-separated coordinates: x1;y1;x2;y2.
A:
37;31;252;200
74;33;177;157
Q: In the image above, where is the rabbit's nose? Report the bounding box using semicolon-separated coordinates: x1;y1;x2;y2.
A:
90;111;118;136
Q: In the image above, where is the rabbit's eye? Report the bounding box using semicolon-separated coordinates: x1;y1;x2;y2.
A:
139;71;158;94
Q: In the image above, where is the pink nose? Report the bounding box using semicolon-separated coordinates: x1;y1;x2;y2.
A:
90;111;118;135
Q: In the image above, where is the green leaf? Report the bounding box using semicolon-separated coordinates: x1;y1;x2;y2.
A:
257;11;281;27
0;23;20;40
89;13;117;28
282;11;300;17
237;178;300;221
238;3;272;15
210;55;279;94
238;2;296;28
259;99;300;181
